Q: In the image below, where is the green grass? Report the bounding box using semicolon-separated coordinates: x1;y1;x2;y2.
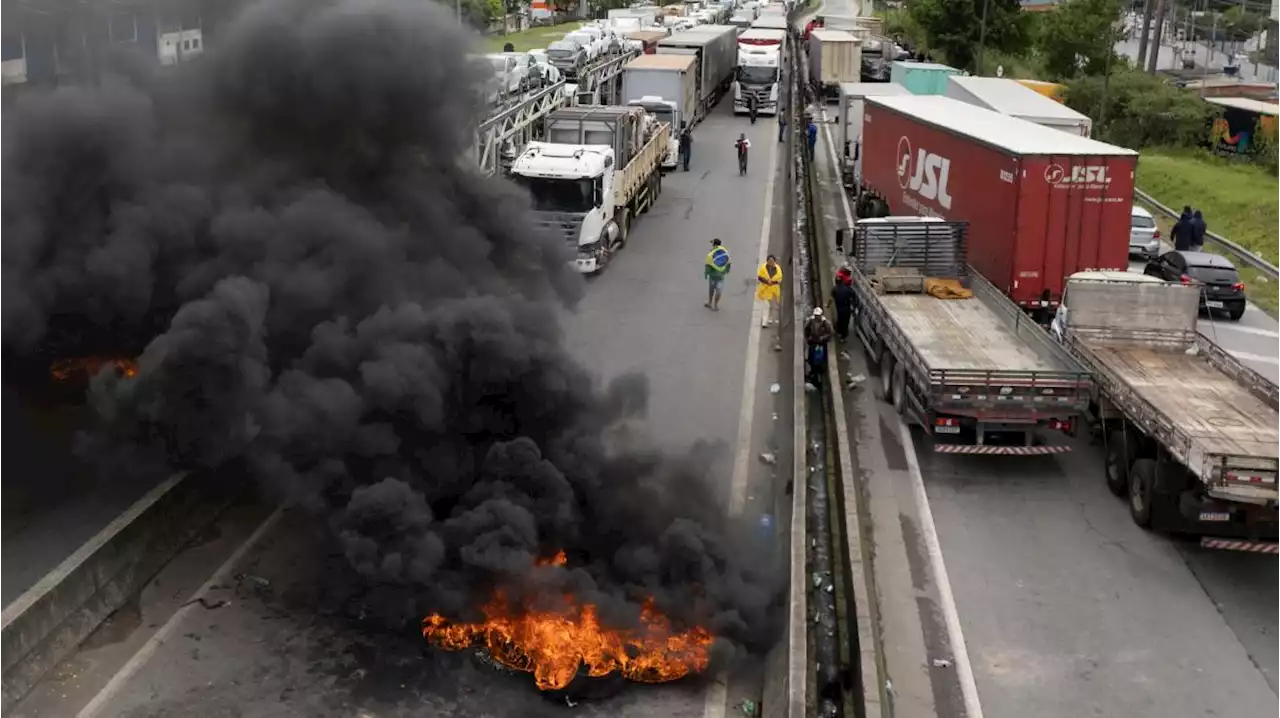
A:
1135;148;1278;316
480;22;586;53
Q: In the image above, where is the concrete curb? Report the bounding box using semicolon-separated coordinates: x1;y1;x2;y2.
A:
1;470;237;710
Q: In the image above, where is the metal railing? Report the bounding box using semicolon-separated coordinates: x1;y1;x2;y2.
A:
1133;187;1279;280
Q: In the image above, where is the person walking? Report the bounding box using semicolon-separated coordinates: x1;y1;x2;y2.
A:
735;133;751;175
803;307;835;387
1190;209;1207;250
830;271;855;342
679;126;692;172
756;254;783;328
778;110;787;143
1171;205;1193;251
704;239;731;310
749;95;759;125
806;119;818;160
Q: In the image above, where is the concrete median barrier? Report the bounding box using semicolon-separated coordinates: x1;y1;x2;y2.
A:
1;470;239;711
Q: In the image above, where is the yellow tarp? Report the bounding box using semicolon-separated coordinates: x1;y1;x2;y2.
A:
925;278;973;300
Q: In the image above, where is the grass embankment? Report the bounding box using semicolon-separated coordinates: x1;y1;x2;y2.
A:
1136;149;1279;316
480;22;584;53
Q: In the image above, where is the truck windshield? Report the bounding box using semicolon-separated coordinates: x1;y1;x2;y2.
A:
740;66;779;83
515;176;595;213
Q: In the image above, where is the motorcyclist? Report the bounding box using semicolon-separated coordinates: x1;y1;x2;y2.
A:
803;307;835;387
735;133;751;176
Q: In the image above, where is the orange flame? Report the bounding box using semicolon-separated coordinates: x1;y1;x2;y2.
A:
49;357;139;382
422;554;712;691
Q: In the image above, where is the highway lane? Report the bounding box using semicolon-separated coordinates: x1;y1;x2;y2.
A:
1115;34;1279;83
13;101;794;718
810;100;1278;718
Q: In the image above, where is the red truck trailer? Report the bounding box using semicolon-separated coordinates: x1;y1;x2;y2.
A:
860;95;1138;313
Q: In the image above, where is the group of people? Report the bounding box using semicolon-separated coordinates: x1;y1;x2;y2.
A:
1171;205;1209;252
704;238;857;388
675;113;819;176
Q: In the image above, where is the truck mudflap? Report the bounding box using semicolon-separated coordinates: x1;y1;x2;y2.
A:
933;444;1071;456
1199;537;1279;554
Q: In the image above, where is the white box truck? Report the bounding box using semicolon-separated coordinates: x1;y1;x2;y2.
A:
945;75;1093;137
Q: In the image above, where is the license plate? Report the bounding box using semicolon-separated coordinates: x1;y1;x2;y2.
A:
935;426;961;434
1198;511;1231;522
1206;301;1224;309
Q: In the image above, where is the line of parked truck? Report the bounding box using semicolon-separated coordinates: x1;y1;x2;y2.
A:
792;23;1278;551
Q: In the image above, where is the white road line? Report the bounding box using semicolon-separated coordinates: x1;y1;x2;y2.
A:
706;115;781;718
818;107;983;717
1224;350;1280;365
77;506;284;718
1201;322;1280;339
899;422;985;718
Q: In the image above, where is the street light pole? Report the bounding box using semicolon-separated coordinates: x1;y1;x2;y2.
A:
977;0;991;74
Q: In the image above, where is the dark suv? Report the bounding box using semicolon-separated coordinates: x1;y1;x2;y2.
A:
1143;250;1247;321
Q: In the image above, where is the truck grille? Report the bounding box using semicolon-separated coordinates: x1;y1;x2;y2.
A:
533;212;586;245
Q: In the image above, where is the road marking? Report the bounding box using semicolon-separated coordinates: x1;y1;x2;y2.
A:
899;422;986;718
77;506;284;718
1201;322;1280;339
706;109;782;718
1224;350;1280;365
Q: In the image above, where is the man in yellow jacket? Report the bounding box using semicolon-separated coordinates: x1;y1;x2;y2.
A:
756;254;783;328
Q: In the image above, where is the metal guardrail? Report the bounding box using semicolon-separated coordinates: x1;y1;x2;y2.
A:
1133;187;1279;280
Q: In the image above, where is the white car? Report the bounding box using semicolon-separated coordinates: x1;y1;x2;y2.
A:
1129;205;1161;259
564;30;604;61
526;49;564;85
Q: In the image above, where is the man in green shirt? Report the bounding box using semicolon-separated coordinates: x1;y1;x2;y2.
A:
704;238;731;310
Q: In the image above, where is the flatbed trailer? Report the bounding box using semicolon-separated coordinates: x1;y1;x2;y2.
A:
849;218;1091;454
1052;271;1279;550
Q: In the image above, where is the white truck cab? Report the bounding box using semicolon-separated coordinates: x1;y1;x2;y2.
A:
734;46;781;115
511;143;618;274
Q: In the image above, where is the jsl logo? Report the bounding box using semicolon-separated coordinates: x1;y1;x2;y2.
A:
896;136;953;210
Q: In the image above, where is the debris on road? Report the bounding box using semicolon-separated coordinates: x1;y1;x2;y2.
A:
932;658;952;668
184;597;231;610
770;382;782;394
759;452;777;465
236;573;271;589
737;699;758;716
844;373;866;390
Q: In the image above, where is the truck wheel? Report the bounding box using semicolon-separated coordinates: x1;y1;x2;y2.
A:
1104;432;1131;497
618;210;631;245
875;351;894;402
891;361;906;415
1128;458;1157;529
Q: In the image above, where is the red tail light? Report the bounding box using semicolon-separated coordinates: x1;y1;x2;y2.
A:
1153;229;1161;239
1180;274;1193;284
1048;418;1072;432
1232;282;1245;291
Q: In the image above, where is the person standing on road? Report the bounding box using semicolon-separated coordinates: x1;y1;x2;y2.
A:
749;95;759;125
756;254;783;328
1172;205;1194;251
830;272;855;342
803;307;835;387
778;110;787;142
679;126;692;172
806;119;818;160
1190;209;1207;250
705;238;731;310
735;133;751;175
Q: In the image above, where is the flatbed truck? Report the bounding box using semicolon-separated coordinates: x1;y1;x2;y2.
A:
849;218;1091;454
1051;271;1279;551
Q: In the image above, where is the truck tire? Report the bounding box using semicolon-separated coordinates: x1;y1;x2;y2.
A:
1128;458;1157;529
891;361;906;415
618;209;631;245
876;351;894;402
1105;431;1131;497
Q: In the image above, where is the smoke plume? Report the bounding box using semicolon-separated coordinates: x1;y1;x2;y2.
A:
2;0;777;653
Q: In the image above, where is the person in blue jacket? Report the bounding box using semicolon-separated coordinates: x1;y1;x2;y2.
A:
806;120;818;159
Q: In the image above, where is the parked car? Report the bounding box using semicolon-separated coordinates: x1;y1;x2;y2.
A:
547;39;588;75
484;52;534;101
526;49;564;85
1128;205;1161;259
1142;250;1247;321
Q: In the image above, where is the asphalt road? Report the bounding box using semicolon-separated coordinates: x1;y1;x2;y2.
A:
810;92;1278;718
13;99;795;718
1115;34;1279;84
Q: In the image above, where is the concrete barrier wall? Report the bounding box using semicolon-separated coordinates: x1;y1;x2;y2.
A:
1;470;237;710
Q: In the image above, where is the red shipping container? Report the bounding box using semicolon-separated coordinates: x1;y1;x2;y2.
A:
860;95;1138;308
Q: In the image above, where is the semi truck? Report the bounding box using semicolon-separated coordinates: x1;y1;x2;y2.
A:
859;94;1137;317
734;43;782;116
751;15;790;31
1050;271;1278;550
510;107;670;274
835;81;910;186
945;76;1093;137
808;29;862;98
657;25;739;121
622;53;697;169
848;218;1091;454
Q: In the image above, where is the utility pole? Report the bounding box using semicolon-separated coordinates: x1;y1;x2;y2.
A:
1147;0;1168;73
1137;0;1155;66
976;0;991;74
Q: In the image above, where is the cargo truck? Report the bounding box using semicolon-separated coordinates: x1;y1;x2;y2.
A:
657;25;739;121
510;107;669;274
622;53;697;169
734;43;782;116
751;15;791;31
626;29;669;54
848;218;1091;454
835;81;910;186
1050;271;1278;550
889;61;962;95
808;29;862;98
945;76;1093;137
859;94;1137;317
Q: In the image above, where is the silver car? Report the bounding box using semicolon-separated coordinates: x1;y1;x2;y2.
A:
1129;205;1160;259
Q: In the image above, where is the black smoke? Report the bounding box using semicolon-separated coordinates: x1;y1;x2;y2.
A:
2;0;778;656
